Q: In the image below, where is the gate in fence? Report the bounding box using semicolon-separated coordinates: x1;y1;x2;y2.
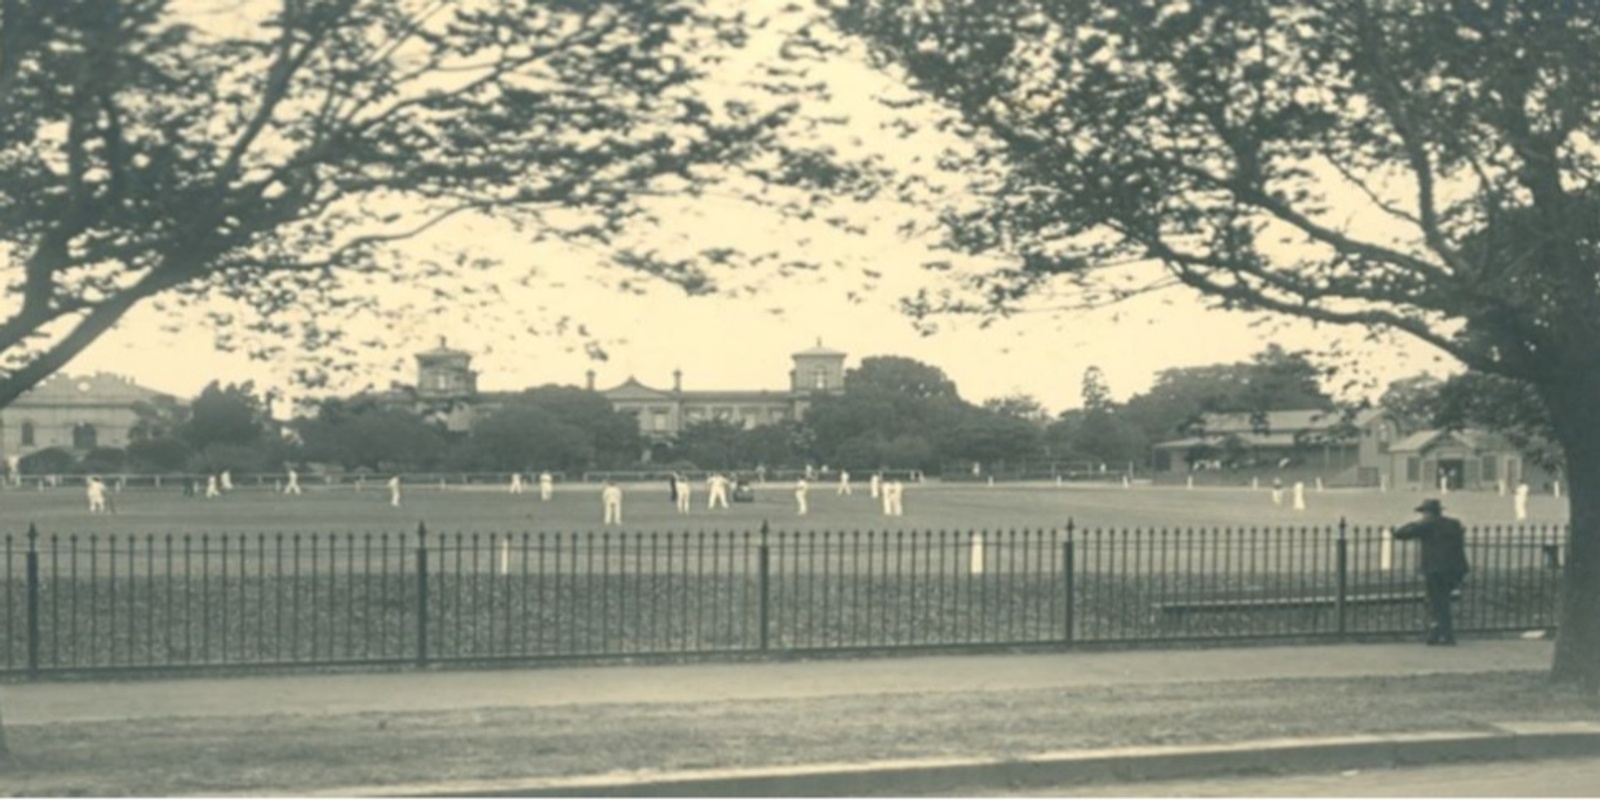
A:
1;520;1566;677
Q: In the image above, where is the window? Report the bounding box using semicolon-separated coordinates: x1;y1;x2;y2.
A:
1376;424;1391;454
813;368;827;390
1406;456;1421;482
1482;456;1498;482
652;411;669;432
20;421;34;447
72;423;97;450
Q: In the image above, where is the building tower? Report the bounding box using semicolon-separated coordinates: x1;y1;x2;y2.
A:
415;337;478;400
790;339;847;393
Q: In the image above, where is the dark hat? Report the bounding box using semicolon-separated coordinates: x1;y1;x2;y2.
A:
1415;498;1444;514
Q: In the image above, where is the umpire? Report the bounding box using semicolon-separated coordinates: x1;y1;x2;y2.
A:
1393;498;1470;645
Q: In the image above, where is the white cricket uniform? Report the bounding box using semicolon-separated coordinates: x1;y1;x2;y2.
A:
795;480;809;515
388;477;402;507
602;485;623;525
707;475;729;509
86;480;106;513
837;471;852;495
675;478;692;513
539;473;553;501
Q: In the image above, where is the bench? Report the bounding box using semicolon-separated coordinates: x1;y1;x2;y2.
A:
1154;589;1460;618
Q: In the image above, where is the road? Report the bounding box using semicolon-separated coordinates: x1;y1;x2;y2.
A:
1017;756;1600;797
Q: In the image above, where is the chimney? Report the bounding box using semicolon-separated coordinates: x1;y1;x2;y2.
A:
586;369;596;391
673;369;682;393
789;369;797;390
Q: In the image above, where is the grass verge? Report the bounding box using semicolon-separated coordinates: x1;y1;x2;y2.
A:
1;670;1597;796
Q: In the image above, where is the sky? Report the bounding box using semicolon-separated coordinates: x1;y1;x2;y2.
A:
61;1;1461;416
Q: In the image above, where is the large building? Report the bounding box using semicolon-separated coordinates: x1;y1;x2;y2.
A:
0;372;173;466
1151;408;1400;486
365;339;849;440
594;341;848;438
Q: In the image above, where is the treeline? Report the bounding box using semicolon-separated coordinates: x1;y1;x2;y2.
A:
20;347;1549;478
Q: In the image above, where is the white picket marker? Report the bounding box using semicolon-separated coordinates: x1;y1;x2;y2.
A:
1381;528;1394;572
499;536;511;576
1554;480;1562;499
969;531;985;575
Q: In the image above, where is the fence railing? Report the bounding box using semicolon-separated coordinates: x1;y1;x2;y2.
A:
0;520;1566;677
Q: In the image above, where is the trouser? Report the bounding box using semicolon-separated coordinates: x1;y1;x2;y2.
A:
1424;571;1465;641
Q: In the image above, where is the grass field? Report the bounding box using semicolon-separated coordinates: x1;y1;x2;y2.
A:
0;480;1573;538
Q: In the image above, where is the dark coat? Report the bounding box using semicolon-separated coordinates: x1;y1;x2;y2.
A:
1393;515;1470;576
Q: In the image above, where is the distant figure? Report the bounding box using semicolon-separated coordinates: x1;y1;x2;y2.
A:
837;470;852;496
602;481;623;526
795;478;809;516
1292;481;1306;511
205;475;221;499
1271;477;1284;506
667;474;679;505
1438;471;1449;494
284;468;303;495
387;475;402;508
1514;482;1530;522
884;480;905;517
86;476;107;513
219;470;233;493
707;473;730;510
1392;498;1470;646
869;472;882;499
805;464;816;481
509;473;525;494
675;474;693;514
1314;476;1324;492
1121;474;1131;489
539;471;553;501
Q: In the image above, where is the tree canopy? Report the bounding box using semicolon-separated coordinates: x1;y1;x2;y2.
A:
0;0;798;405
823;0;1600;689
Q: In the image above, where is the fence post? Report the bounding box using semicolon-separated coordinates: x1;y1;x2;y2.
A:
416;521;429;667
25;522;40;678
1062;519;1076;644
758;520;771;652
1335;517;1349;639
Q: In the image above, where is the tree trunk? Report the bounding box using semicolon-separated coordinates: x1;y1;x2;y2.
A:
1542;371;1600;693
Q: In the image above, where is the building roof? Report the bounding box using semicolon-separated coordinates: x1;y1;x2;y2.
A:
602;377;671;400
1194;408;1383;435
1388;428;1505;454
415;336;472;360
10;373;170;407
792;338;846;358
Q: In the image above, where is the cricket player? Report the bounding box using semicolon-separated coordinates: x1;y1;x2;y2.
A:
707;473;730;510
1514;482;1530;522
539;471;553;501
220;470;233;493
602;481;623;525
284;468;303;495
86;476;107;513
205;474;221;499
795;478;809;516
388;475;402;508
869;472;881;499
837;470;852;495
675;474;693;514
1292;481;1306;511
887;480;905;516
509;473;525;494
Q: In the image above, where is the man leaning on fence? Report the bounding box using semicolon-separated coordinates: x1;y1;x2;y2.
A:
1392;498;1470;646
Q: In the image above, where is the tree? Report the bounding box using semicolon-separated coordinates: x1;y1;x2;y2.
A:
845;356;962;400
295;403;446;471
1378;373;1447;432
982;393;1049;423
183;381;267;450
0;0;792;406
827;0;1600;689
468;403;593;473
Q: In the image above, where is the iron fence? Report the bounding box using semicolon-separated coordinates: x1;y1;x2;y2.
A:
0;520;1565;677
